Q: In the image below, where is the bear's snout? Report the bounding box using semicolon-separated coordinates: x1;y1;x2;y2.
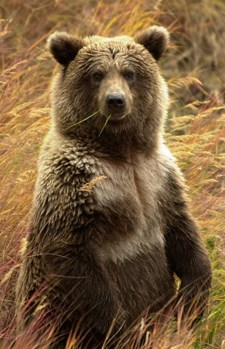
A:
106;93;126;113
98;70;133;120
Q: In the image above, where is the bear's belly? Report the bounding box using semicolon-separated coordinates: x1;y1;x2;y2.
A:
106;244;175;323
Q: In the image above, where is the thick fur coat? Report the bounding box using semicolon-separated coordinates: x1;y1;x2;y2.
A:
16;26;211;348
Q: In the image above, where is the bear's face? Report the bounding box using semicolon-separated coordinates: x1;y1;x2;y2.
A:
48;27;169;147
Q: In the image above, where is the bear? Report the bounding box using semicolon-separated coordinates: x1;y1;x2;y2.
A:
16;26;212;349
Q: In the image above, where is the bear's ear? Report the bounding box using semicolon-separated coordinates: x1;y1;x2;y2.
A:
47;32;84;65
135;26;170;61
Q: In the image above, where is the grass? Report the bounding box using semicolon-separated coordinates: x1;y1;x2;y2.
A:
0;0;225;348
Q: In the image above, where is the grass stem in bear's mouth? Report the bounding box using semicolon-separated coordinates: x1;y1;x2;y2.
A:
67;110;99;129
98;114;111;136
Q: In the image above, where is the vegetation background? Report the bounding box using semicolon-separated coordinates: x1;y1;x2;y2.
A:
0;0;225;348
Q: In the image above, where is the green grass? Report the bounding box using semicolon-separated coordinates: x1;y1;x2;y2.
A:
1;0;225;347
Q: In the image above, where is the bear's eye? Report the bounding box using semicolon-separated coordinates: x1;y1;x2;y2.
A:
93;71;104;83
123;70;135;82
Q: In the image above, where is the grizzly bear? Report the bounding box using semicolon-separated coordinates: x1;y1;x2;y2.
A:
16;26;211;348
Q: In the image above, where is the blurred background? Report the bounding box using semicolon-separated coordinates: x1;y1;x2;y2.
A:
0;0;225;348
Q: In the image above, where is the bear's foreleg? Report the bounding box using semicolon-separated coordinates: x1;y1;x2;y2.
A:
164;170;212;324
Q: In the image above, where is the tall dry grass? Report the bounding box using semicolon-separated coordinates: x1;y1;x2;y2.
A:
0;0;225;348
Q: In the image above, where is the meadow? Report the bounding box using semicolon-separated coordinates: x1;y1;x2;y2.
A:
0;0;225;348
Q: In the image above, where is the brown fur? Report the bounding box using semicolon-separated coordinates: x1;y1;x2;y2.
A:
16;26;211;348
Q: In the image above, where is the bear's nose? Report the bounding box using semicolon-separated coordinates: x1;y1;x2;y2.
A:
106;93;125;112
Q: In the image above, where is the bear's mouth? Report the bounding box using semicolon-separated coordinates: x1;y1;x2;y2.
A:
100;112;127;125
98;112;127;135
109;113;127;122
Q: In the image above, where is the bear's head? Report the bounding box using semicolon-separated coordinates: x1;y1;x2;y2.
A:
48;26;169;151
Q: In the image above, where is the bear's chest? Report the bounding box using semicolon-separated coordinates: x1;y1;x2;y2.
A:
95;155;162;218
93;155;165;263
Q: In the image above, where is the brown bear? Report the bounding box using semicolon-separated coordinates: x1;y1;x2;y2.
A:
16;26;211;348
